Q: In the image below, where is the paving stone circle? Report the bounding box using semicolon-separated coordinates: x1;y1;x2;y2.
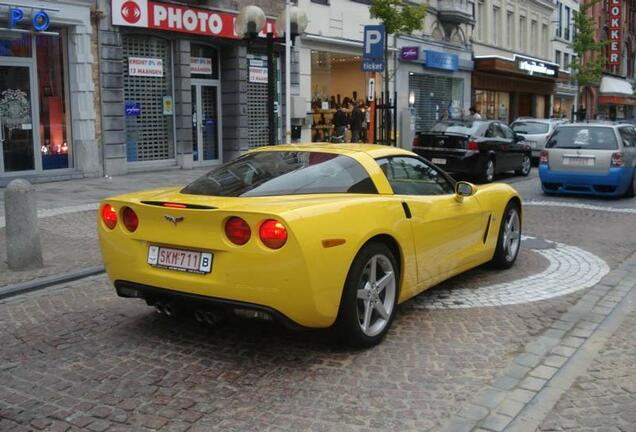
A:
418;236;610;309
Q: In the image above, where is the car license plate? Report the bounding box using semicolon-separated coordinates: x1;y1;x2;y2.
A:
147;245;213;274
563;157;594;167
431;158;447;165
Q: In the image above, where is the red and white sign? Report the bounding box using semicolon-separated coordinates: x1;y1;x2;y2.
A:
112;0;275;38
191;57;212;75
128;57;164;77
608;0;622;66
249;66;268;83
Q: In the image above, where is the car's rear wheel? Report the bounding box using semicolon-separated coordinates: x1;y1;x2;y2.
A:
515;154;532;176
336;242;398;348
626;170;636;198
481;158;496;183
490;202;521;269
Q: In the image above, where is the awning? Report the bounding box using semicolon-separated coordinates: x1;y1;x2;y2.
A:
599;75;634;96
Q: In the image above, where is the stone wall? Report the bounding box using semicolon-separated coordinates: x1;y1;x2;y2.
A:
221;45;249;161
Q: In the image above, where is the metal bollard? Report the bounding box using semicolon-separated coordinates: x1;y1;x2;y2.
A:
4;179;43;270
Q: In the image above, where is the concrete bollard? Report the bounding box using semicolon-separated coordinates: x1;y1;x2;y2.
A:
5;179;43;270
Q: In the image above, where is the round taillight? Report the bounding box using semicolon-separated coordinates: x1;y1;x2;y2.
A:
225;217;251;245
101;204;118;229
259;219;287;249
122;206;139;232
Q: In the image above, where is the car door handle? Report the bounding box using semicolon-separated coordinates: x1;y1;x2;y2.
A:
401;202;412;219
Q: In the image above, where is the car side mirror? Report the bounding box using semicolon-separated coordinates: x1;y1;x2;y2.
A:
514;134;524;143
455;181;475;202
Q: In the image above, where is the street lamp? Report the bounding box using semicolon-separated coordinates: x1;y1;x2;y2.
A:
236;4;308;145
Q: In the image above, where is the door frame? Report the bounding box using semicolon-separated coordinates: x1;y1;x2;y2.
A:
0;57;41;175
191;78;222;166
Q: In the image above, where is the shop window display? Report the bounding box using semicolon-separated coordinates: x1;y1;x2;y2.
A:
474;90;510;122
37;32;70;170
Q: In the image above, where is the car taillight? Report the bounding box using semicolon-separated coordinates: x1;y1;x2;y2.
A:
101;204;118;229
540;150;549;165
259;219;287;249
225;217;251;245
412;135;420;148
122;207;139;232
467;140;479;151
611;152;624;167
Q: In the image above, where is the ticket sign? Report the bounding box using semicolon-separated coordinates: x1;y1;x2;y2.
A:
608;0;622;65
112;0;275;38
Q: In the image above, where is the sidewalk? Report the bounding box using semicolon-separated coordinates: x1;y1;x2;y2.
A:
0;167;210;288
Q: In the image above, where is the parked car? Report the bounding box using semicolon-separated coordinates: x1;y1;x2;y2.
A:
511;118;567;160
98;144;522;347
539;122;636;197
412;120;532;183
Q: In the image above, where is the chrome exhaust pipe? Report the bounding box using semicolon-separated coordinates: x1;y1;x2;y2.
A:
194;310;205;323
163;303;174;316
155;303;164;314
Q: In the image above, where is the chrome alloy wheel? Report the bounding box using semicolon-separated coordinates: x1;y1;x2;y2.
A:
503;208;521;262
521;155;531;175
356;254;396;337
486;159;495;182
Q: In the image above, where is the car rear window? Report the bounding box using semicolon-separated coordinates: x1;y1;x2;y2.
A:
512;121;550;134
546;127;618;150
429;121;481;135
181;151;378;197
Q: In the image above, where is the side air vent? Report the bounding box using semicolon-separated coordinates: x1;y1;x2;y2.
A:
482;214;492;244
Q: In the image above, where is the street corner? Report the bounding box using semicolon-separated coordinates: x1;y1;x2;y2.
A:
411;236;609;310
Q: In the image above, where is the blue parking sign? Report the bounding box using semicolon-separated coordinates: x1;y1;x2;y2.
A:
362;25;385;72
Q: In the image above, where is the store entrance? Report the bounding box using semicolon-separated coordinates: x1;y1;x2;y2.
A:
191;81;221;164
0;63;37;173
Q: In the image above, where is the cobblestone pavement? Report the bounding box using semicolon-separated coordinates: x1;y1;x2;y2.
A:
0;211;100;287
538;306;636;432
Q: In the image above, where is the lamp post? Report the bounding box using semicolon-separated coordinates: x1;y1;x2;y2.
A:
235;4;308;145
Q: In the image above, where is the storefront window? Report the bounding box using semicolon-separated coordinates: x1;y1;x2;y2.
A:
474;90;510;122
123;36;175;162
311;51;375;142
0;33;32;57
37;32;70;169
409;74;464;131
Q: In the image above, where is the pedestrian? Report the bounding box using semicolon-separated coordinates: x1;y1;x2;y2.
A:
469;106;482;120
332;104;347;142
350;102;364;142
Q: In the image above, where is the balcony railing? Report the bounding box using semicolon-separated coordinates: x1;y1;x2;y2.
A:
437;0;474;26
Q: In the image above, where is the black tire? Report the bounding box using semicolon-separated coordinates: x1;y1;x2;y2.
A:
336;242;399;348
515;153;532;176
490;201;522;269
480;157;496;183
626;170;635;198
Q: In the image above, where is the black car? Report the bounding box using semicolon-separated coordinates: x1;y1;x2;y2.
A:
412;120;533;182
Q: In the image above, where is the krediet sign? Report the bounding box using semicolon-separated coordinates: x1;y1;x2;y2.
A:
111;0;274;38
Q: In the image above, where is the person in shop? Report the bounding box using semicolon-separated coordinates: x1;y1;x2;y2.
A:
332;104;348;141
468;106;482;120
350;102;365;142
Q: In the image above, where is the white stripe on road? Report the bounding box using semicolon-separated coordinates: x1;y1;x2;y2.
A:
525;200;636;214
0;203;98;228
415;239;610;309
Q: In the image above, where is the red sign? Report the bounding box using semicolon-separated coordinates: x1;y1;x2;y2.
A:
111;0;275;38
608;0;622;65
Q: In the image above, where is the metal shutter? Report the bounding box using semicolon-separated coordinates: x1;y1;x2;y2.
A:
123;36;175;161
409;74;452;132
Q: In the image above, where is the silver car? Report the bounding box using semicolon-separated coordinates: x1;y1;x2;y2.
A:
511;118;567;159
539;122;636;198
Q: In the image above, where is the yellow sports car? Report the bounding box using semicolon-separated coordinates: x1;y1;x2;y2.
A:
99;144;521;346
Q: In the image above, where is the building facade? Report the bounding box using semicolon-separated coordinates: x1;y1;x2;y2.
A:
0;0;97;186
551;0;578;119
471;0;558;123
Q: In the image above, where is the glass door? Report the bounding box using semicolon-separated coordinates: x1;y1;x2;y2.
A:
0;64;36;173
191;81;221;164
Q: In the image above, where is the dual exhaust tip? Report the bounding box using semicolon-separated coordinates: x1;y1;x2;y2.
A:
154;302;272;324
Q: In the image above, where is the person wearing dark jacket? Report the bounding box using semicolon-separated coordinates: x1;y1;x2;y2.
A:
332;105;348;140
350;102;364;142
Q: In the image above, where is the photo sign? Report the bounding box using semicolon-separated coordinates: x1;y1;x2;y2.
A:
608;0;622;65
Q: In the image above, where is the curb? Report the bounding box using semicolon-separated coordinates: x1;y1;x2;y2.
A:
0;266;105;300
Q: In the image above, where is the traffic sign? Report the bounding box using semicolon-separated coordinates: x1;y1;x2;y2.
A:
362;25;384;72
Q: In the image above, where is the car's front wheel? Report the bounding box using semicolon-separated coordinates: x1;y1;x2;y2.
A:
336;242;398;348
515;154;532;176
490;202;522;269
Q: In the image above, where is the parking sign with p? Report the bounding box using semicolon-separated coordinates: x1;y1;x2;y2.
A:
362;25;385;72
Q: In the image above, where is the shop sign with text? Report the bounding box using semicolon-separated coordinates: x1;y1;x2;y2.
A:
111;0;274;38
7;6;50;31
608;0;622;65
400;47;419;61
424;50;458;71
128;57;163;77
249;66;268;83
191;57;212;75
516;56;558;77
